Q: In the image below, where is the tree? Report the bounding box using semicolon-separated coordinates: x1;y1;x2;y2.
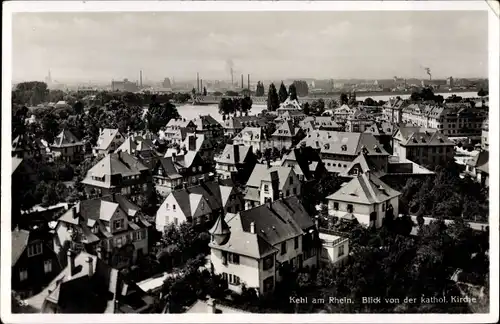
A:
203;87;207;96
293;80;309;97
363;97;376;106
73;101;84;115
339;93;348;105
255;81;265;97
477;88;488;97
267;83;280;111
278;82;288;103
303;102;311;115
310;99;325;116
288;83;298;101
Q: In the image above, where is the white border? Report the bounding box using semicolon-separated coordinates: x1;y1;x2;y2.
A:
1;1;498;323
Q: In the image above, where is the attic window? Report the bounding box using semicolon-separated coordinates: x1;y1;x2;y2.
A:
341;144;347;151
324;143;330;149
316;141;320;147
256;135;259;139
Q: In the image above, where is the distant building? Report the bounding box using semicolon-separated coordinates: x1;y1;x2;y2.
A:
24;251;155;313
299;116;343;132
222;116;268;138
111;79;139;92
208;196;319;295
332;104;353;124
54;195;151;269
50;129;84;163
243;164;301;210
215;144;257;183
81;151;153;199
152;151;209;197
465;150;489;187
115;134;158;169
155;180;244;231
232;127;272;153
12;227;62;298
382;98;406;123
392;127;455;166
326;173;401;228
273;110;307;124
162;78;172;89
345;108;376;133
481;118;488;151
271;120;305;150
93;128;125;156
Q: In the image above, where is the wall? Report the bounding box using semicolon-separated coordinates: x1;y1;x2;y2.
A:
211;248;260;294
319;233;349;266
155;195;186;231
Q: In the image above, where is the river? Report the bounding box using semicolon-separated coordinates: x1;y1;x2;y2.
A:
171;91;480;123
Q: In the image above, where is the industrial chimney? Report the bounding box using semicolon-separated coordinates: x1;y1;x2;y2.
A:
197;73;200;93
247;74;250;90
241;74;244;89
140;70;143;88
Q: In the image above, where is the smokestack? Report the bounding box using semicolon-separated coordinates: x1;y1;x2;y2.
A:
67;249;76;279
140;70;143;88
241;74;244;89
197;73;200;93
200;79;203;93
231;68;234;86
247;74;250;90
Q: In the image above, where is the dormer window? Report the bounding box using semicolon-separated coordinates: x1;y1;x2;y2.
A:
341;144;347;151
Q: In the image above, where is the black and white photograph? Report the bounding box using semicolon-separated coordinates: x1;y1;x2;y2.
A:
2;1;498;322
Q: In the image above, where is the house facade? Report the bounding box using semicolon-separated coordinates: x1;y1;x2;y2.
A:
465;150;489;187
318;229;349;267
81;151;153;200
214;144;257;184
271;121;305;150
208;196;319;295
12;228;62;298
155;180;244;232
244;164;301;210
222;116;268;138
50;129;85;163
232;127;273;154
345;109;376;133
326;173;401;228
393;127;455;166
161;119;197;145
93;128;125;156
153;151;210;196
54;195;151;269
192;115;224;141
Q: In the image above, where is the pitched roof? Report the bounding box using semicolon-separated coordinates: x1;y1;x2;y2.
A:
300;130;389;156
166;181;238;219
278;97;302;110
12;157;23;174
192;115;222;130
246;164;293;191
83;152;148;185
12;229;30;266
25;252;121;313
157;151;200;178
95;129;124;151
209;197;314;259
215;144;252;164
327;173;401;204
234;127;267;142
272;120;301;137
52;129;83;147
281;146;323;180
395;127;454;146
166;118;195;129
466;150;489;171
223;116;267;130
116;136;155;154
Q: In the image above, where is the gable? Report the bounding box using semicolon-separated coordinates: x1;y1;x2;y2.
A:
191;195;213;218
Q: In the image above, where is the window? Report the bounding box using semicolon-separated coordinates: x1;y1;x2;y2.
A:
27;242;43;257
113;219;125;230
44;260;53;273
333;202;339;211
294;237;299;249
19;269;28;282
382;203;386;212
173;204;176;210
263;276;274;292
228;274;241;286
174;217;178;225
115;237;123;248
292;187;297;195
228;253;240;264
338;244;345;257
222;251;228;265
347;204;354;213
289;177;293;185
198;166;203;172
264;184;269;192
281;242;287;255
286;190;290;197
263;255;274;270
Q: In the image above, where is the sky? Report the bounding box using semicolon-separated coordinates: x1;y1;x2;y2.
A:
11;11;488;83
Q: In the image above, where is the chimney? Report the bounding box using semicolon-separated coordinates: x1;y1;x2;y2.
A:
140;70;143;88
86;256;94;277
241;74;244;89
207;297;217;314
67;249;76;279
197;73;200;93
250;222;255;234
270;170;280;201
233;144;240;163
188;135;196;151
71;206;77;219
172;152;176;161
97;246;103;259
182;181;188;189
200;79;203;93
247;74;250;90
